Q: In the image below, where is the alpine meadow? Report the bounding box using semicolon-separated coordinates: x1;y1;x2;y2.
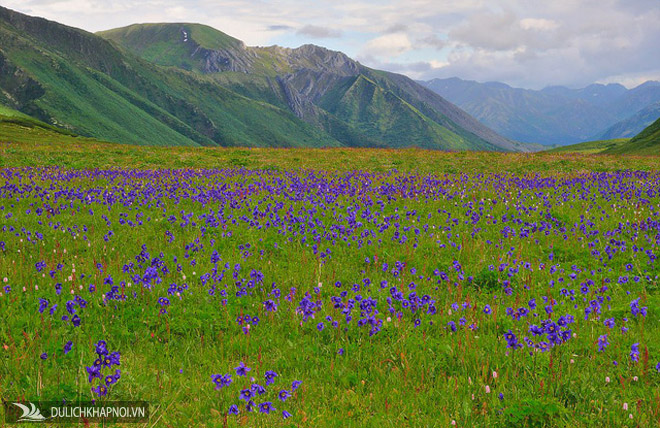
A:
1;3;660;428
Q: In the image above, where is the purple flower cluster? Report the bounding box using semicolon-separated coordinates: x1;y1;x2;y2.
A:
213;362;300;420
85;340;121;397
236;314;260;335
3;167;660;418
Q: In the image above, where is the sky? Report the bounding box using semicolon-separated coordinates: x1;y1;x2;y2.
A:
4;0;660;89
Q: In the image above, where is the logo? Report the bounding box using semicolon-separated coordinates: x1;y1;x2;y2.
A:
4;401;149;424
12;403;47;423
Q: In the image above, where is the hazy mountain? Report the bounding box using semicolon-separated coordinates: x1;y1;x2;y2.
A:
606;117;660;155
421;77;660;146
0;7;527;151
598;102;660;139
100;23;530;151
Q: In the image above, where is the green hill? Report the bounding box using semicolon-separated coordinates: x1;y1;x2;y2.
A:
1;6;527;151
545;138;630;154
0;104;109;147
605;117;660;154
0;7;339;148
99;24;245;73
99;22;526;151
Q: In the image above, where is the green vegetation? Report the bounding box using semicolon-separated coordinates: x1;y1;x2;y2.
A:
1;144;659;427
0;104;103;146
1;6;659;428
0;6;340;148
2;121;660;172
99;23;243;72
95;18;522;151
319;75;489;151
606;117;660;155
545;138;630;154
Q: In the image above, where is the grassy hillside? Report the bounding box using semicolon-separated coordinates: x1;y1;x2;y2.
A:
0;104;109;147
605;117;660;154
98;22;524;152
99;23;244;72
545;138;630;154
317;75;487;151
0;6;340;148
2;124;658;173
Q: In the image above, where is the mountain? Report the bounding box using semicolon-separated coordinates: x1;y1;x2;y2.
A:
0;104;108;148
0;8;525;152
0;7;340;148
99;23;529;151
605;117;660;155
420;77;660;146
598;102;660;139
544;138;630;154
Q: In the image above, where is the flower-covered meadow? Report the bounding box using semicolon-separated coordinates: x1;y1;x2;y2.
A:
1;167;659;426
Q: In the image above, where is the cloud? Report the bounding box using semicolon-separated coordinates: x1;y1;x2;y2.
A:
296;25;341;39
3;0;660;88
418;34;447;50
362;33;412;58
384;24;408;34
519;18;559;31
355;55;447;79
268;24;292;31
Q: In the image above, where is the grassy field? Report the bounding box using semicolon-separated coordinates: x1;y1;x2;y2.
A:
2;120;660;173
544;138;630;154
1;131;660;427
607;118;660;156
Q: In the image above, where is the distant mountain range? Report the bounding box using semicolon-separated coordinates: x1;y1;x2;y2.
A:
614;117;660;154
599;102;660;140
0;6;532;152
547;116;660;155
420;77;660;145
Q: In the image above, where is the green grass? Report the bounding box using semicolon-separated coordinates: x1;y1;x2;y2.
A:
606;118;660;155
93;20;519;152
545;138;630;154
1;8;342;149
0;145;659;427
3;122;660;172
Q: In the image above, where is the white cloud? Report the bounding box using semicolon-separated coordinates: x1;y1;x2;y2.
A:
296;25;342;39
3;0;660;88
429;60;448;69
362;33;413;58
519;18;559;31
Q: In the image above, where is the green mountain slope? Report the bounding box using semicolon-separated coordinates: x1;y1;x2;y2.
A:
422;77;660;146
0;7;339;148
99;22;526;152
605;118;660;155
0;104;110;147
598;102;660;139
1;7;523;151
544;138;629;154
99;23;244;73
